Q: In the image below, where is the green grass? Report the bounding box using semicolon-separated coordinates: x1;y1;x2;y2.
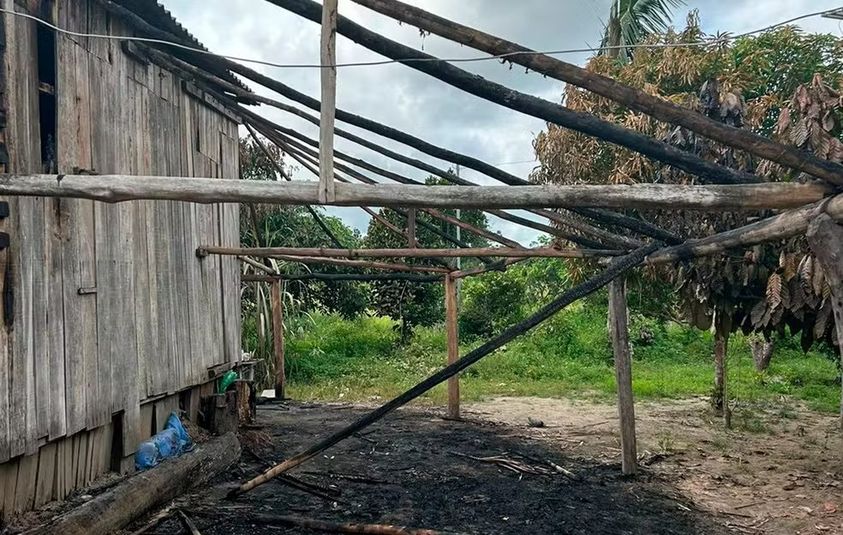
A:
278;308;841;414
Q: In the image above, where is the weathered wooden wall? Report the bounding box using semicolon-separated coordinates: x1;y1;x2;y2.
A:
0;0;240;515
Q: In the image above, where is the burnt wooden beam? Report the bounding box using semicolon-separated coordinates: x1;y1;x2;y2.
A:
228;242;659;497
264;0;760;185
350;0;843;185
140;36;677;247
647;194;843;264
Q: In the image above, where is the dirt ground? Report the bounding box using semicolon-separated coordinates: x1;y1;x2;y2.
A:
98;396;839;535
9;397;841;534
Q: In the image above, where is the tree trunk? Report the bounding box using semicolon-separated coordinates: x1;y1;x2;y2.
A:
712;311;732;426
750;337;774;372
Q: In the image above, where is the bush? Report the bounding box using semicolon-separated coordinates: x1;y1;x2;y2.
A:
286;313;398;383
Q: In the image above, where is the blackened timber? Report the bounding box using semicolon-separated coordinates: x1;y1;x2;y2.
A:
264;0;760;185
350;0;843;185
112;1;681;244
229;242;659;496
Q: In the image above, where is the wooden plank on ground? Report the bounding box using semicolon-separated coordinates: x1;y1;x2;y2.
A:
14;452;38;513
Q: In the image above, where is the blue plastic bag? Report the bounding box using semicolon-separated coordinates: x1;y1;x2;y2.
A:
134;412;194;471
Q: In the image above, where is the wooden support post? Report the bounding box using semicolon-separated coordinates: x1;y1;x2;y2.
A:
608;278;636;475
445;274;460;420
270;280;286;400
806;214;843;431
318;0;338;203
712;310;732;428
407;208;416;248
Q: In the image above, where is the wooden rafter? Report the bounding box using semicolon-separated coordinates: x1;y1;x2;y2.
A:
264;0;760;185
350;0;843;186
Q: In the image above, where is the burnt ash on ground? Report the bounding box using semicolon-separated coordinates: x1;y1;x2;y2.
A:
130;402;733;535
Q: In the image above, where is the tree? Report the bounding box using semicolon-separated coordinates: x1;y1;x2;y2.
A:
364;175;491;339
533;16;843;415
601;0;685;61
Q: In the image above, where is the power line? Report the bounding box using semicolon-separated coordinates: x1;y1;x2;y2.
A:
0;6;838;71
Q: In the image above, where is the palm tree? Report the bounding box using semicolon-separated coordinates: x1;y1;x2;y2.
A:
600;0;686;61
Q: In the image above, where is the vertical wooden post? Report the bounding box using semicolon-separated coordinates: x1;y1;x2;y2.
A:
445;274;460;419
712;310;732;427
407;208;416;248
318;0;338;203
608;277;636;475
270;280;286;400
806;214;843;431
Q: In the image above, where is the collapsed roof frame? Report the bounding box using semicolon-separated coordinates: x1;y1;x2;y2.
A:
4;0;842;497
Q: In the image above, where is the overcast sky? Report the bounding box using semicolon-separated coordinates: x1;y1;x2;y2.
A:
165;0;843;245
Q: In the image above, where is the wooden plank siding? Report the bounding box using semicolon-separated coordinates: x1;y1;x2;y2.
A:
0;0;241;511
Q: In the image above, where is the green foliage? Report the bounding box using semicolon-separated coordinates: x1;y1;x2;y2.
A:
601;0;686;62
281;310;840;415
363;174;491;337
460;258;570;338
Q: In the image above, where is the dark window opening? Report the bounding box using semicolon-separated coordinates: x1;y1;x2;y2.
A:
36;2;57;172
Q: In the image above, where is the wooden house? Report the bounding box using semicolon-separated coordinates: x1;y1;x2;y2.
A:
0;0;242;514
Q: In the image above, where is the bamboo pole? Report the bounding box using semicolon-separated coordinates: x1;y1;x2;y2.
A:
270;280;286;400
228;243;659;497
264;0;759;186
349;0;843;186
444;275;460;420
200;246;621;259
608;278;636;475
318;0;338;202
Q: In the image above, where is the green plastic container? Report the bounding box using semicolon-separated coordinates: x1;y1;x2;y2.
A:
218;370;237;393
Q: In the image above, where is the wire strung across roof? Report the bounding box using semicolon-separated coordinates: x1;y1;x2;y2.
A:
0;5;838;70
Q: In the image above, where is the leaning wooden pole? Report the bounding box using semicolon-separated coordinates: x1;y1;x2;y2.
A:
805;214;843;431
318;0;338;203
444;275;460;420
349;0;843;186
270;280;286;400
608;278;636;475
228;242;658;498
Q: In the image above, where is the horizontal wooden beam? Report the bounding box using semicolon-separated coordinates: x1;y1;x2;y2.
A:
1;174;831;211
202;246;622;259
258;254;451;273
242;273;443;283
350;0;843;186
